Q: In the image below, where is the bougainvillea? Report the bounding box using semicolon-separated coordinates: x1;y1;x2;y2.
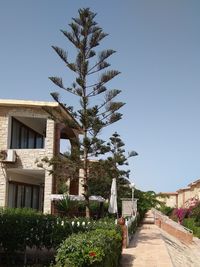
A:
175;208;189;224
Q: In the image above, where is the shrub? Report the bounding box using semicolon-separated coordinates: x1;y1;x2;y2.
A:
159;205;174;216
169;208;189;224
54;227;122;267
0;208;118;266
0;208;116;253
190;202;200;223
183;218;200;238
75;201;108;219
127;216;137;237
56;195;78;216
176;208;187;223
0;208;73;255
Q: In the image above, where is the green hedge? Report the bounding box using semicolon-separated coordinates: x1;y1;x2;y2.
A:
0;208;72;255
0;209;117;261
54;227;122;267
0;208;119;266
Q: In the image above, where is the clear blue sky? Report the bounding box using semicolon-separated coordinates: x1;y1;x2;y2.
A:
1;0;200;193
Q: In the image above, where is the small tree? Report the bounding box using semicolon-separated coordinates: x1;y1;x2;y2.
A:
135;190;161;218
49;8;124;217
89;132;138;201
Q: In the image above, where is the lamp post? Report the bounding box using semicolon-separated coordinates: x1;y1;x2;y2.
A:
129;182;135;216
120;150;138;217
127;150;138;216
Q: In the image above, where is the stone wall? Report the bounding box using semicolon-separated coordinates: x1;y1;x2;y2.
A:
155;216;193;244
0;108;9;149
0;106;55;213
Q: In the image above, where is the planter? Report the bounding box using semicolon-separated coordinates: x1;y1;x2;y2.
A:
118;217;125;225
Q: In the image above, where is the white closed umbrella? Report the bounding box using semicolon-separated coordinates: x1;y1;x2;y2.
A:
108;178;118;214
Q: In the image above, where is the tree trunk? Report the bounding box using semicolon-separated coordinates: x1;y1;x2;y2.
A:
86;203;90;218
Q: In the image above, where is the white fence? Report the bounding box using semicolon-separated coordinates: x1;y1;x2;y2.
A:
125;215;137;247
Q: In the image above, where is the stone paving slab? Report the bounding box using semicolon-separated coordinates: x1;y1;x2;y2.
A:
121;225;173;267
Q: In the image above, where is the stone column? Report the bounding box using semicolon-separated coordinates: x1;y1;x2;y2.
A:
43;119;55;213
0;113;9;207
0;168;7;207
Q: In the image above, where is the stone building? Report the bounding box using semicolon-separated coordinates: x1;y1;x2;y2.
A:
157;192;178;208
158;179;200;208
0;99;81;213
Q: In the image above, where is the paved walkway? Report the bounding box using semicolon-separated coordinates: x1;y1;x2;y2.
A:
121;211;200;267
122;225;173;267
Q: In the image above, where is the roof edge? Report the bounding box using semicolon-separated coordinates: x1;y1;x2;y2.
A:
0;99;59;107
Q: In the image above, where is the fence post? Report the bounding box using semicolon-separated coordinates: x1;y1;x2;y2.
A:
118;217;128;248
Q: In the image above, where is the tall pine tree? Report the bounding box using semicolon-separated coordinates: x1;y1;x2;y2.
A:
50;8;124;217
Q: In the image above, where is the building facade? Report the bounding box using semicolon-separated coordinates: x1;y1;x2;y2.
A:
157;192;178;208
158;179;200;208
0;99;80;213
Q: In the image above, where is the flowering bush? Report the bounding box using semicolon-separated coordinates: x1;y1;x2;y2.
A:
166;202;200;236
169;208;189;224
176;208;188;223
54;227;122;267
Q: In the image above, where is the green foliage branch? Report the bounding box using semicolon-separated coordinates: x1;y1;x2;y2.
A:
135;190;161;219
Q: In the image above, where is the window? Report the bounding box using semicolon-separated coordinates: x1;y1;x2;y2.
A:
8;182;40;210
17;185;25;208
8;183;16;208
10;118;44;149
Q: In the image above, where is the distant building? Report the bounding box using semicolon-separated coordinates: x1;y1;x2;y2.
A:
0;99;82;213
158;179;200;208
157;192;178;208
